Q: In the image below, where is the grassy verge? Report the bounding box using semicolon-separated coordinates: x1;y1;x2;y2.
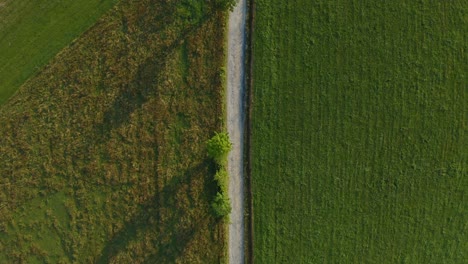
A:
252;0;467;263
0;0;118;103
0;0;229;262
244;0;255;262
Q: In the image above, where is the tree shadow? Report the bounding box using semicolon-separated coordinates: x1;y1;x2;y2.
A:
94;2;224;262
96;2;216;140
97;159;217;263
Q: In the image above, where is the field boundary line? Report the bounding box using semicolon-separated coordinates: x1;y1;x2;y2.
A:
244;0;255;263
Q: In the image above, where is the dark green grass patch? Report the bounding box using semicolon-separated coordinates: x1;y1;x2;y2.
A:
0;0;118;103
252;0;467;263
0;0;228;262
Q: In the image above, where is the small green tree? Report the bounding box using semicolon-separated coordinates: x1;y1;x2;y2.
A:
214;0;237;12
214;169;228;193
211;192;232;218
207;132;232;165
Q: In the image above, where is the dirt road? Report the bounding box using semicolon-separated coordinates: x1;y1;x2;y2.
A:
227;0;247;263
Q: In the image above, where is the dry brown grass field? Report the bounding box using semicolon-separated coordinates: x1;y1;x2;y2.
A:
0;0;229;262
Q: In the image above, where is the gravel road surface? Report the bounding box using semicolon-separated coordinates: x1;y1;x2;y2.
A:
227;0;247;263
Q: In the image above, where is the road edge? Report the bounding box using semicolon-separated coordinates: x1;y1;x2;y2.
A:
243;0;255;263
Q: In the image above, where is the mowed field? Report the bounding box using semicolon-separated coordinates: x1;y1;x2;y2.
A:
0;0;228;262
0;0;117;103
252;1;467;263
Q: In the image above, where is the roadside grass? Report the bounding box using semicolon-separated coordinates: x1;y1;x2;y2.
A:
252;0;467;263
0;0;228;262
0;0;118;104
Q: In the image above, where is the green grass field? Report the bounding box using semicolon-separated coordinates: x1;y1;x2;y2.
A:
252;0;467;263
0;0;118;103
0;0;228;262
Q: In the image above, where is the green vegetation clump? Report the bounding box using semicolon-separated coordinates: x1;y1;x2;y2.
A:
252;0;467;263
0;0;229;262
207;132;232;219
211;192;232;218
207;132;232;165
214;0;237;12
214;168;229;194
212;170;231;219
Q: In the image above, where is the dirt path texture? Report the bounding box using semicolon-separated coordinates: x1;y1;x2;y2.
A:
227;0;247;263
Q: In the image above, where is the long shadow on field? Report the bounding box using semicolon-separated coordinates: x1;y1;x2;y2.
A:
97;9;214;139
97;160;218;263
